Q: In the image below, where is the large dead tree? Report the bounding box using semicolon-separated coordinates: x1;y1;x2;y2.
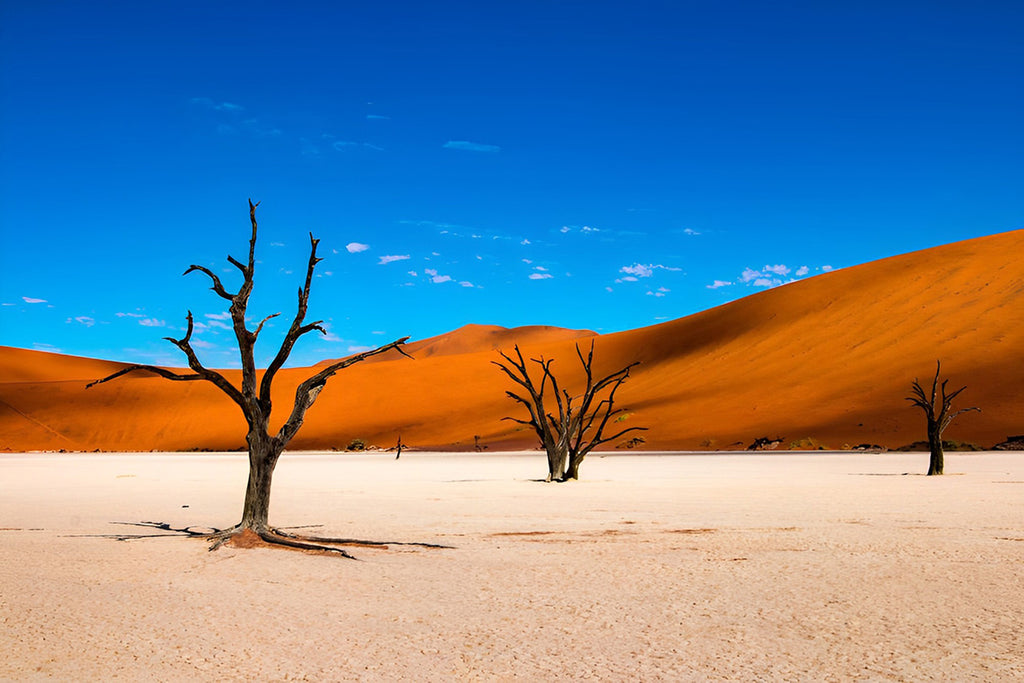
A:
494;341;646;481
87;200;422;557
906;360;980;476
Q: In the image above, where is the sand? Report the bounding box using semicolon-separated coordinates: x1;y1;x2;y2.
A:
1;451;1021;680
4;229;1024;454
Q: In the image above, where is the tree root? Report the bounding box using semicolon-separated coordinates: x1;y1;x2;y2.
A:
75;521;452;560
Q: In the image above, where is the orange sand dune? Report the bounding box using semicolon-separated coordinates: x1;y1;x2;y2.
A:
1;229;1021;452
314;323;596;366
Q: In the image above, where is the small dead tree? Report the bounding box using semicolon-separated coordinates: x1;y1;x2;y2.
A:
87;200;426;557
906;360;980;476
493;341;646;481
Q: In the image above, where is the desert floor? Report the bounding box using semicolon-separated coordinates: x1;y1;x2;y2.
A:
1;451;1022;681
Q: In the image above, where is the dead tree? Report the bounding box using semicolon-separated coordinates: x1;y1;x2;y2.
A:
493;341;646;481
87;200;422;557
906;360;980;476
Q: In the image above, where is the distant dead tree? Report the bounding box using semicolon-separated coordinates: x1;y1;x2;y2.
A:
906;360;980;476
87;200;435;557
493;341;646;481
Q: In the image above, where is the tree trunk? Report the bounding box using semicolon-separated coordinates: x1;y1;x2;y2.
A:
240;433;282;530
546;444;567;482
563;455;581;481
927;422;944;476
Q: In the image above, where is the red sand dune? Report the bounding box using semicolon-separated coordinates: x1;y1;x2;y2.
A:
1;229;1021;452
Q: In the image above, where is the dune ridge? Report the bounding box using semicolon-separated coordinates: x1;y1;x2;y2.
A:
1;229;1021;452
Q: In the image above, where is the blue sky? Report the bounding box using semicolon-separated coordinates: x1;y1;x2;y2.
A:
1;1;1021;368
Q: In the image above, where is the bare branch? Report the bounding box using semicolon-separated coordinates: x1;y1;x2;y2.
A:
275;337;411;445
942;405;981;431
587;425;648;450
86;365;205;389
183;265;234;300
495;340;645;481
162;311;247;409
259;231;326;406
907;360;979;476
252;312;282;340
227;255;248;274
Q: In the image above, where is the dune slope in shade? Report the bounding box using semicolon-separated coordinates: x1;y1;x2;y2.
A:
1;229;1021;451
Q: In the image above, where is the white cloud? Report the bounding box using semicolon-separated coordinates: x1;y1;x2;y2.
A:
424;268;452;284
346;242;370;253
190;339;216;350
560;224;600;235
408;270;418;277
529;273;553;280
379;254;411;265
204;312;231;330
534;266;548;272
733;263;822;288
683;228;700;235
618;263;682;281
520;238;531;246
621;264;654;278
347;345;373;353
116;312;145;318
522;258;533;264
22;296;47;304
139;318;166;327
706;280;733;289
763;264;790;276
443;140;501;153
821;265;834;272
459;281;475;288
67;316;95;327
739;268;763;283
270;241;285;248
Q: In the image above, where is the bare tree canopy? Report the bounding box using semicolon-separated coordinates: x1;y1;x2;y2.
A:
906;360;980;476
87;200;427;557
494;341;646;481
